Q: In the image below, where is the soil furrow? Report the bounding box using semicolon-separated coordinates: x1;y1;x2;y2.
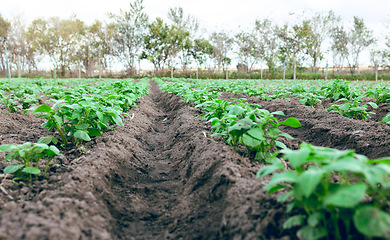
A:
0;82;293;240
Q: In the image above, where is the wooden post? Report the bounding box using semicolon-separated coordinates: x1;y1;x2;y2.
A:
375;61;378;81
171;57;173;79
325;60;328;81
78;59;81;79
260;62;263;79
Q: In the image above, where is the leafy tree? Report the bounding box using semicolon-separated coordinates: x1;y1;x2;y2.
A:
109;0;149;74
167;6;199;70
142;17;189;71
190;38;213;69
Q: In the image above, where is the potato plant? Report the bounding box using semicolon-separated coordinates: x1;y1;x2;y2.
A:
258;143;390;239
326;98;377;120
0;142;60;182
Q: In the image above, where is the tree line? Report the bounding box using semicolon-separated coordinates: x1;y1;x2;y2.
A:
0;0;389;79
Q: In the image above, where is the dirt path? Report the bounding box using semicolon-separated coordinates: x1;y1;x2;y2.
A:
0;82;292;240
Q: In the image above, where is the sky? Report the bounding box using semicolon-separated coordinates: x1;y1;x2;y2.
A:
1;0;390;68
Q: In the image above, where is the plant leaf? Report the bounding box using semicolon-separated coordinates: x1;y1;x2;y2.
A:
0;144;17;152
296;168;325;198
297;225;327;240
323;183;367;208
74;130;91;141
3;164;24;174
283;215;306;229
353;205;390;238
33;104;51;114
279;117;301;128
22;167;41;175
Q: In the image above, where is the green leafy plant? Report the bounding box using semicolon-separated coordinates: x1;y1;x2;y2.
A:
383;113;390;125
30;100;125;147
321;80;359;101
298;92;324;108
1;97;20;113
366;86;390;104
326;98;377;120
258;143;390;239
1;142;60;182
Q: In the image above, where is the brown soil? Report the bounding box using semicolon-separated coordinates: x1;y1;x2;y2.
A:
219;92;390;159
0;82;297;240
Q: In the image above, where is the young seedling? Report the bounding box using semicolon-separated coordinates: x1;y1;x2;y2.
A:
1;142;60;182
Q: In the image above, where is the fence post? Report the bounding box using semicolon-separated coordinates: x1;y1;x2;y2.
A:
260;62;263;79
78;59;81;79
325;60;328;81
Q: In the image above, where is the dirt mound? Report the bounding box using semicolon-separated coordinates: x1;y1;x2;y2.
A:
0;82;294;239
219;92;390;159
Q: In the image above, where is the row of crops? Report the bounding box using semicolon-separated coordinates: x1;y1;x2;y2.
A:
155;77;390;239
1;77;390;239
0;78;149;182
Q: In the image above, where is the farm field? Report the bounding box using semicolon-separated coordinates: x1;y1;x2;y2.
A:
0;78;389;239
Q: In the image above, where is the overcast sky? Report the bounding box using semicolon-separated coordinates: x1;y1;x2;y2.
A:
2;0;389;30
1;0;390;67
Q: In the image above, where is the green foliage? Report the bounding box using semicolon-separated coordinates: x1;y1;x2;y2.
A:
1;97;20;113
258;143;390;239
383;114;390;125
0;142;60;182
298;92;324;108
366;86;390;104
326;98;377;120
321;80;359;101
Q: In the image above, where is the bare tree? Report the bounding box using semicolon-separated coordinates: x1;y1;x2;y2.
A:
234;30;259;71
209;31;233;72
306;11;340;72
277;20;311;79
330;26;349;72
254;18;279;71
347;16;376;74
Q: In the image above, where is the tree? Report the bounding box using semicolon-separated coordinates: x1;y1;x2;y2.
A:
209;31;233;72
142;17;189;71
190;38;213;68
306;11;340;72
254;18;279;71
167;6;199;70
0;14;11;74
330;26;348;72
234;30;259;71
347;16;376;74
110;0;149;74
370;49;387;80
277;20;311;79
